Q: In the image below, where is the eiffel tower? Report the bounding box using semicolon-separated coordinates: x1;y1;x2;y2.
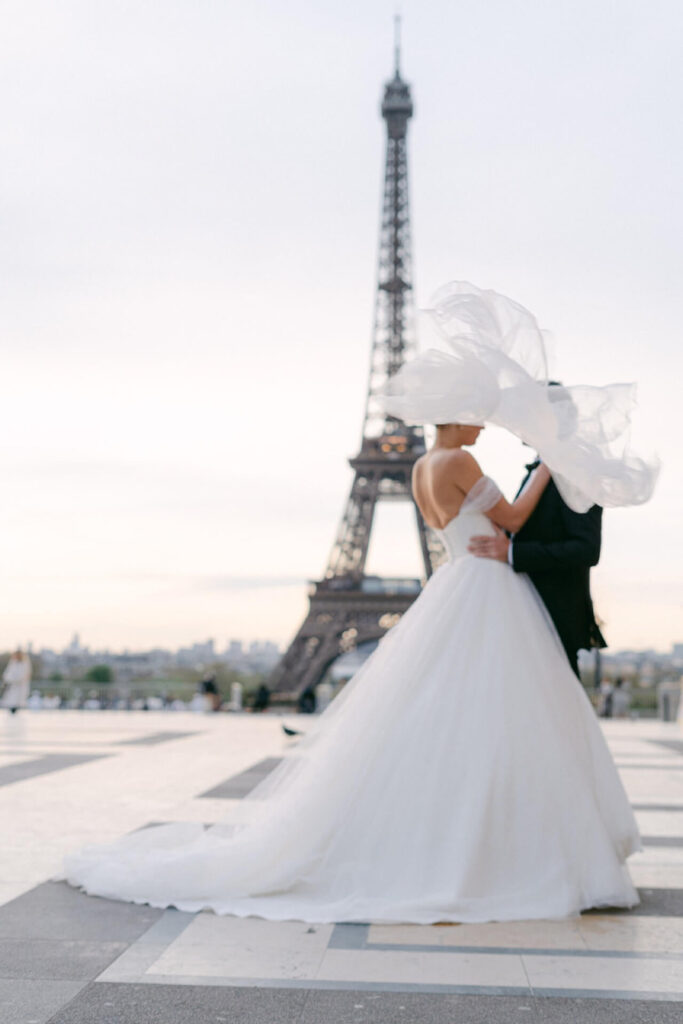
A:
270;26;445;700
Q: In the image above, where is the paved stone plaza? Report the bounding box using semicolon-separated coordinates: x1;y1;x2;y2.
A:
1;710;682;1022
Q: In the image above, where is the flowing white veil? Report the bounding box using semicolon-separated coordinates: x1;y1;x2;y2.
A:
379;281;659;512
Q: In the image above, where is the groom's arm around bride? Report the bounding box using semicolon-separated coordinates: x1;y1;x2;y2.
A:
469;465;606;678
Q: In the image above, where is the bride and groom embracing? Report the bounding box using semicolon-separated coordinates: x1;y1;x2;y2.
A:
465;411;605;680
63;283;658;925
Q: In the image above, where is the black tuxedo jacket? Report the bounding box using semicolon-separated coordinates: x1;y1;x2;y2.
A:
511;471;606;670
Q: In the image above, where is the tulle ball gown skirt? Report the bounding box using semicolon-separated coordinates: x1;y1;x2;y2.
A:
63;527;640;923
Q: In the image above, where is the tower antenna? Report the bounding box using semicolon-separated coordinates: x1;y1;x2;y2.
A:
394;13;401;76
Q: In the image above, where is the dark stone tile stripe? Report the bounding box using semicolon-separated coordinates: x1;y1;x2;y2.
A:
0;753;109;788
0;882;162;942
329;923;370;949
301;989;683;1020
200;757;283;798
0;978;87;1024
632;804;683;812
0;936;129;980
137;977;536;996
48;980;309;1023
532;989;683;1003
330;923;683;961
0;882;164;1020
364;941;683;961
648;739;683;756
642;836;683;848
118;731;199;746
76;978;683;1001
42;983;683;1024
594;889;683;917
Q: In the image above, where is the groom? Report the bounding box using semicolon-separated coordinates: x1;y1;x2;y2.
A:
468;457;606;678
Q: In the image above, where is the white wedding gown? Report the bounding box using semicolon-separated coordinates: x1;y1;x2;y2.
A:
63;478;640;923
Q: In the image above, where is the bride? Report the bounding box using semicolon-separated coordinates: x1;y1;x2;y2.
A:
63;283;658;924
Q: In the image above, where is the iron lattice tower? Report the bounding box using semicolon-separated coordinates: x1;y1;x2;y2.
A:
270;29;445;699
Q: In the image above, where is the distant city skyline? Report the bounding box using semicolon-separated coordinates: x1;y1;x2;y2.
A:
12;631;683;662
31;632;284;685
29;633;281;657
2;2;681;654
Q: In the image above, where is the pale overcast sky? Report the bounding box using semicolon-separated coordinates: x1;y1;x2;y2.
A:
1;0;681;653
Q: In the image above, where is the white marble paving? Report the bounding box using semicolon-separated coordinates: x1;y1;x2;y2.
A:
164;797;242;823
0;710;297;893
635;811;683;837
369;914;683;956
1;711;682;1001
148;915;334;981
0;754;37;768
368;919;587;950
577;914;683;953
630;863;683;888
629;847;683;865
522;952;683;994
0;881;34;907
316;948;530;987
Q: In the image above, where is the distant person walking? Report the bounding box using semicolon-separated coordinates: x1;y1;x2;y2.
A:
252;684;270;712
612;678;631;718
599;678;614;718
200;672;221;712
2;650;32;714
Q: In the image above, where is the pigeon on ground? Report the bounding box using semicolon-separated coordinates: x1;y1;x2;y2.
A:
282;724;302;737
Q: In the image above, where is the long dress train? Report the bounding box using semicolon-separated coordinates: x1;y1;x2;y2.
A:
63;477;640;923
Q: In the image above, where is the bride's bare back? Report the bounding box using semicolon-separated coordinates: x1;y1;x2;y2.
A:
413;449;480;529
413;429;550;534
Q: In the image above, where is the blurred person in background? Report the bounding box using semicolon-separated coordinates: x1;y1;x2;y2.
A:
598;678;614;718
1;650;32;714
200;671;222;712
611;677;631;718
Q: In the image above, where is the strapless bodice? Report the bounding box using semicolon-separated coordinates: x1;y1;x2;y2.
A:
439;510;497;560
435;476;503;560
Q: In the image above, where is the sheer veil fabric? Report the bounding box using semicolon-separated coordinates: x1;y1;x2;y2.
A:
379;282;659;512
62;476;641;924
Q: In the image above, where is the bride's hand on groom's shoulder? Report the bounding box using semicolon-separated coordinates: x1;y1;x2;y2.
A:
468;525;510;562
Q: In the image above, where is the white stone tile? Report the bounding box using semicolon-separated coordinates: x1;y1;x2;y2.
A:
368;918;586;950
617;752;682;759
523;953;683;994
98;943;170;982
0;755;38;767
164;798;242;823
603;720;681;742
147;914;334;981
629;847;683;865
367;923;463;947
621;775;683;802
630;863;683;888
636;811;683;837
0;881;33;906
0;710;292;893
578;915;683;954
316;948;530;987
0;847;64;882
